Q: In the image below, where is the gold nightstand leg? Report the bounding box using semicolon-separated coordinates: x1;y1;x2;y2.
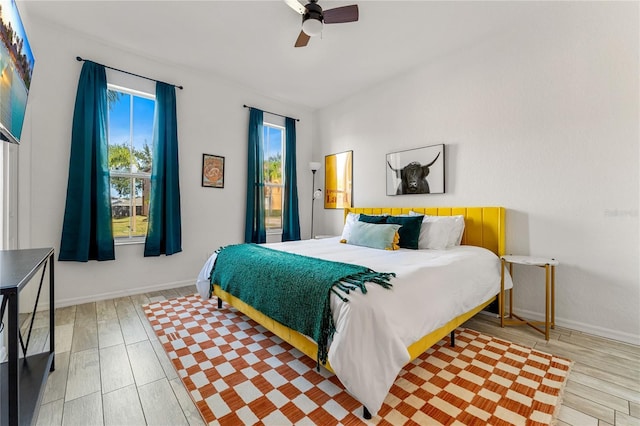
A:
545;264;550;340
500;259;505;327
551;265;556;329
509;263;514;318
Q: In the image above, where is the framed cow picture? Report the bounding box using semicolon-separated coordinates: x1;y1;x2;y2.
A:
386;144;445;195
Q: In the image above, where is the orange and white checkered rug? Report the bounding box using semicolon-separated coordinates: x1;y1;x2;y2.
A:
143;295;571;425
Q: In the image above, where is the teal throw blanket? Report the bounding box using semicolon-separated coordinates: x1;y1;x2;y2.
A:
210;244;395;366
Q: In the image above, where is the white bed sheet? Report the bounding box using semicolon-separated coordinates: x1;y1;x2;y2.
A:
195;238;513;415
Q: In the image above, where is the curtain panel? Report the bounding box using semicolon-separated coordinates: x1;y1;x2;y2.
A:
281;117;301;241
59;61;114;262
144;82;182;256
245;108;266;243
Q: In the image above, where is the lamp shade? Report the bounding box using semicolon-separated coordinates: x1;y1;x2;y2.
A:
309;161;321;172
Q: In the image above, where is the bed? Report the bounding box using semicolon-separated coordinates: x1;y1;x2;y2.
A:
195;206;511;419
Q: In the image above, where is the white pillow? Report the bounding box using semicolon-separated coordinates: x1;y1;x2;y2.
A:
409;212;465;249
340;213;360;240
446;215;466;246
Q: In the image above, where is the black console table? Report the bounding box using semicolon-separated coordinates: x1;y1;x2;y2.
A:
0;248;55;426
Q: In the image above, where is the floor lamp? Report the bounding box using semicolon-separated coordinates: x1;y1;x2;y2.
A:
309;161;322;239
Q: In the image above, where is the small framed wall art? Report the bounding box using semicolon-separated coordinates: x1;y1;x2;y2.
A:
386;144;445;195
202;154;225;188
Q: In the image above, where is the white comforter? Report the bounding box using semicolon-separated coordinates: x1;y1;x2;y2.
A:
195;238;513;415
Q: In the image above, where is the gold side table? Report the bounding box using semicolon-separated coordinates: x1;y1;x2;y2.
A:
500;255;559;340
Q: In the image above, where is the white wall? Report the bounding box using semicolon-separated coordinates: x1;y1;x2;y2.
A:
315;2;639;344
18;17;316;307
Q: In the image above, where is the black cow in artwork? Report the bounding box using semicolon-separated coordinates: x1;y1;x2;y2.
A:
387;152;440;194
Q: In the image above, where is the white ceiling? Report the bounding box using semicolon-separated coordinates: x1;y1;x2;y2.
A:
21;1;545;110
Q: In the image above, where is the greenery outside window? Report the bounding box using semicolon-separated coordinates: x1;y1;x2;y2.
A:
263;122;284;232
107;85;155;243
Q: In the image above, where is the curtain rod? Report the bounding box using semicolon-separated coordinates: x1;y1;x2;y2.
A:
243;104;299;122
76;56;183;90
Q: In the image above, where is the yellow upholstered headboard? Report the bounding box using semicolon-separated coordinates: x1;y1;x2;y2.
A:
344;207;506;256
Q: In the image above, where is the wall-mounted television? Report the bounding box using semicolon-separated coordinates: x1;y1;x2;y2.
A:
0;0;34;145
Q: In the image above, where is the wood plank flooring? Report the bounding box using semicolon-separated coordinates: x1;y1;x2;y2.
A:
23;285;639;425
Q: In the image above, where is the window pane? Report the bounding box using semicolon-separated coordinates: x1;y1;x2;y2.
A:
132;96;154;172
111;176;150;239
107;91;132;172
263;126;283;184
263;125;284;230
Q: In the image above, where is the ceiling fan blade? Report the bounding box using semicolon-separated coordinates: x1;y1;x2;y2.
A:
323;4;359;24
295;30;311;47
284;0;305;15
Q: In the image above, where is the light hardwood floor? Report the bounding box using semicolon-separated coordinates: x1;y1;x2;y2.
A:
23;285;640;425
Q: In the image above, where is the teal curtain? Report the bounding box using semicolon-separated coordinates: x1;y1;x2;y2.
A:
281;117;301;241
245;108;266;243
59;61;114;262
144;82;182;256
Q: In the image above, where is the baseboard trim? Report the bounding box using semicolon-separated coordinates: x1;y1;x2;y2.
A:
503;308;640;346
54;279;196;309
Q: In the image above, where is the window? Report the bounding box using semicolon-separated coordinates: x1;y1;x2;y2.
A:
107;85;155;242
263;122;284;232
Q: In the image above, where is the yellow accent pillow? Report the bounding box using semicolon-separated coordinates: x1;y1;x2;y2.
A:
390;231;400;250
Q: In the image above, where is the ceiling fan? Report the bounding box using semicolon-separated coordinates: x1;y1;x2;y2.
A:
284;0;359;47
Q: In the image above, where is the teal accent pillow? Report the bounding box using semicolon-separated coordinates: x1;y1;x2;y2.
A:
386;215;424;249
346;222;401;250
358;214;388;224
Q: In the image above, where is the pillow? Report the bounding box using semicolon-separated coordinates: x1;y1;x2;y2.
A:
386;215;424;249
344;221;401;250
415;218;450;250
409;212;465;249
447;215;466;246
358;214;388;224
340;212;361;241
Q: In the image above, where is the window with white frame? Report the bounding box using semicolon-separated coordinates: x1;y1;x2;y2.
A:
263;121;285;232
107;85;155;242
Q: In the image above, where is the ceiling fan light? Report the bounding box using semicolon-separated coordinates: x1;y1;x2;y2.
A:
302;18;323;36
